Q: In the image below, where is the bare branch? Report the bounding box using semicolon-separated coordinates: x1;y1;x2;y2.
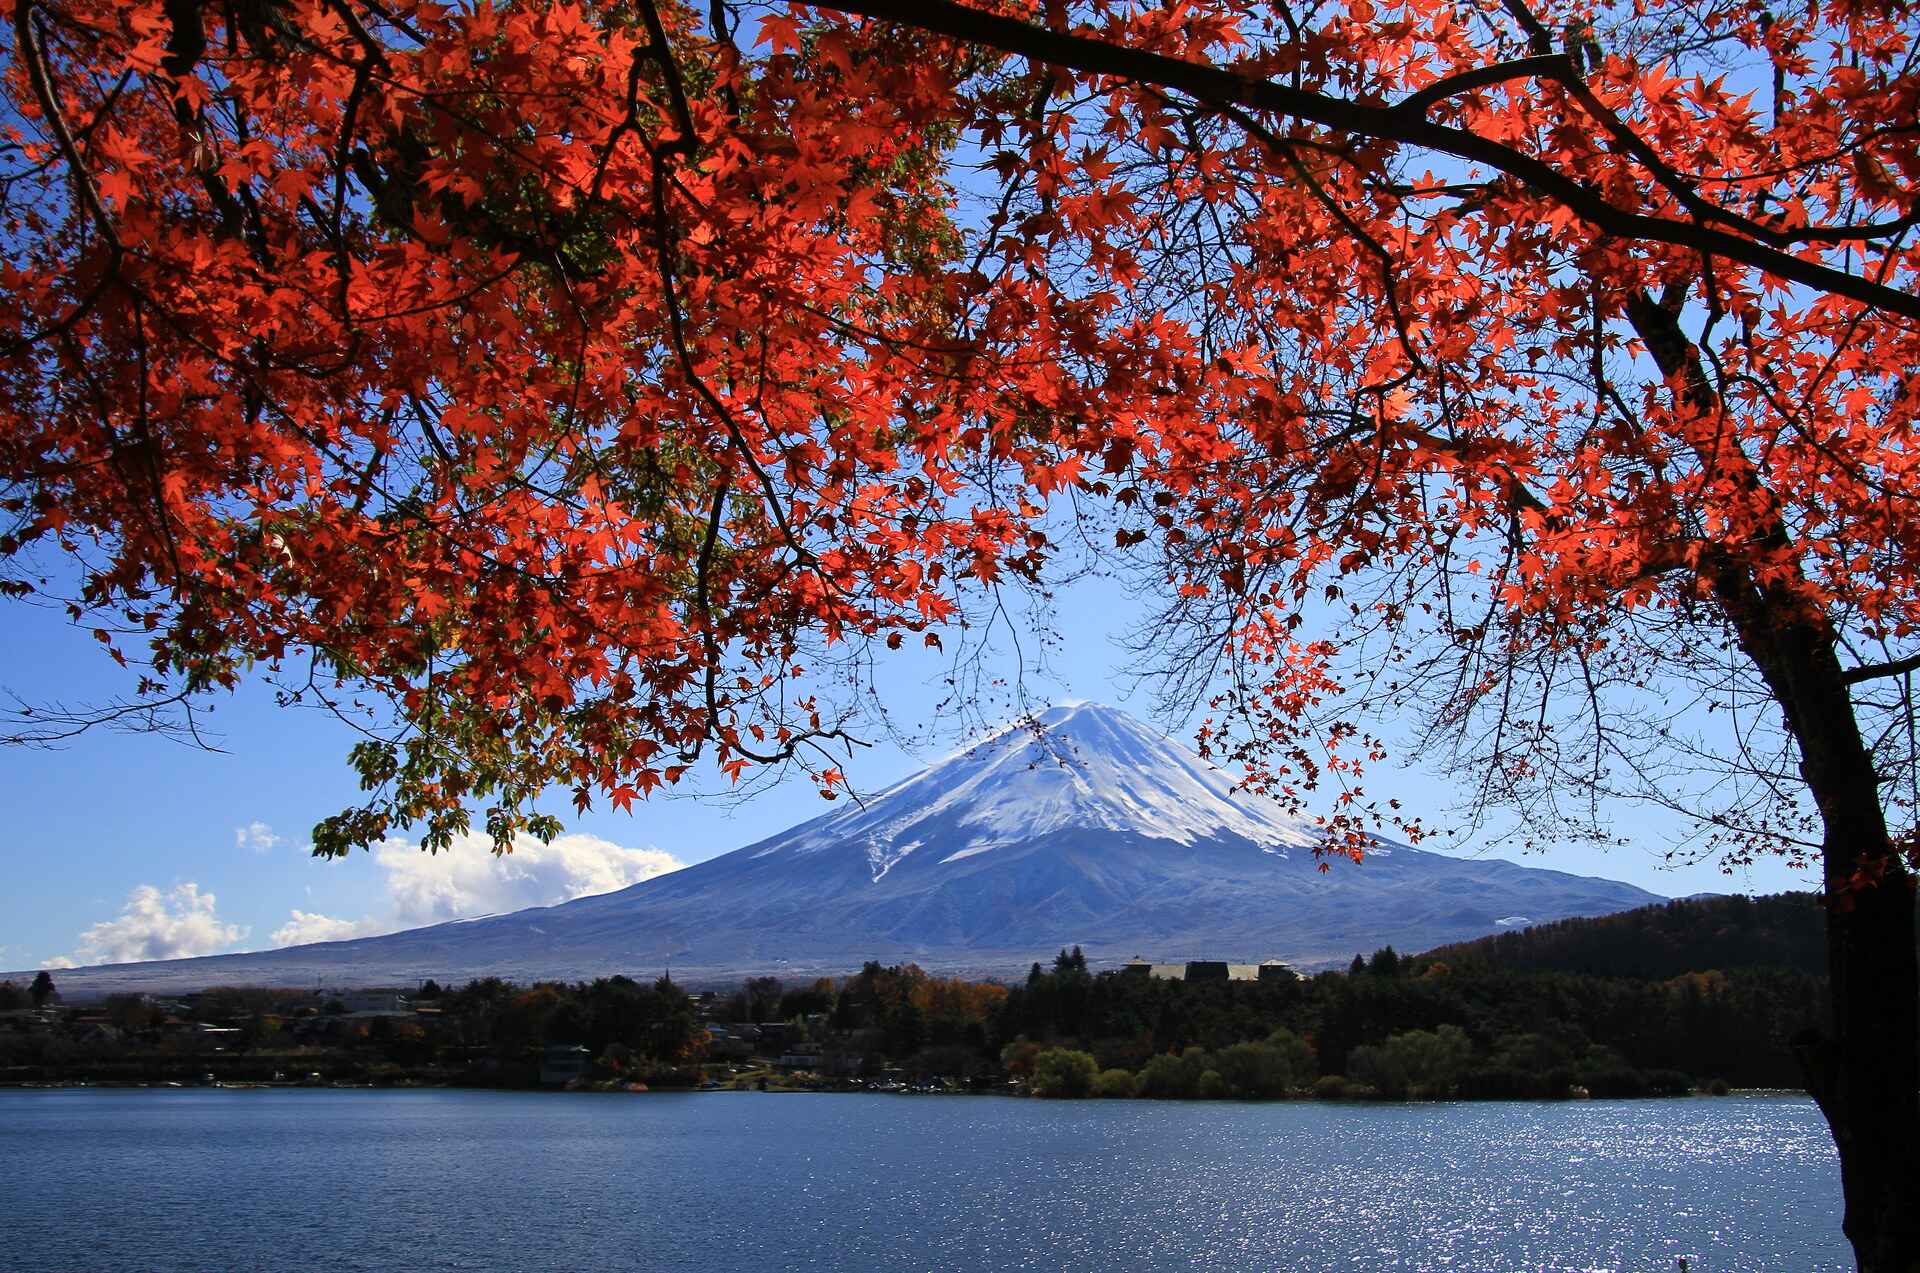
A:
1841;654;1920;687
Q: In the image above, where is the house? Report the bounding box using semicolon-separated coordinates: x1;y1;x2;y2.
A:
287;989;412;1014
0;1010;57;1035
158;1019;241;1050
335;991;410;1013
774;1042;825;1071
70;1019;121;1047
540;1044;592;1085
1121;958;1202;980
702;1026;752;1061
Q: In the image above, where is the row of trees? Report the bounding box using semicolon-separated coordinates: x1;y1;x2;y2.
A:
0;972;58;1010
999;948;1822;1090
0;973;708;1083
433;975;706;1070
1024;1025;1704;1101
6;933;1820;1093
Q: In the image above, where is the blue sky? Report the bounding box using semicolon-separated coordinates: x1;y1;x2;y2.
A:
0;560;1816;976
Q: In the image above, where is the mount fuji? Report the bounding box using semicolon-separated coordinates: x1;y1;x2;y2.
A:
26;703;1664;993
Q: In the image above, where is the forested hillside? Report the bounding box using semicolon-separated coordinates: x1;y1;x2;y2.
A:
1421;892;1865;978
999;949;1822;1091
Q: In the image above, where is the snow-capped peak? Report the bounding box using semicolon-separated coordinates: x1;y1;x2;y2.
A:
754;703;1320;880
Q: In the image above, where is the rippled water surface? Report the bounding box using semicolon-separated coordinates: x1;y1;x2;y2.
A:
0;1089;1844;1272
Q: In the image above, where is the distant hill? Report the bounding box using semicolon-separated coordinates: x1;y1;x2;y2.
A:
1418;892;1844;977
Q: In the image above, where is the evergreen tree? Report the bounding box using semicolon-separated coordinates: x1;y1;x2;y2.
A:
743;976;784;1021
778;978;837;1019
29;971;54;1008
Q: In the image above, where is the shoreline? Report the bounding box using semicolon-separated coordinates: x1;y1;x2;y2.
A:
0;1078;1809;1100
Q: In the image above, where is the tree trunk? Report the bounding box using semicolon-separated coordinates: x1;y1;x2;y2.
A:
1732;600;1920;1273
1627;289;1920;1270
1801;730;1920;1273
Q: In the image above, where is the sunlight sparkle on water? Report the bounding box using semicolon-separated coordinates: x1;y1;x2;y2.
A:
0;1090;1844;1273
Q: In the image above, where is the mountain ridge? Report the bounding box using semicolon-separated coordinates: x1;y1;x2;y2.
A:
13;703;1665;994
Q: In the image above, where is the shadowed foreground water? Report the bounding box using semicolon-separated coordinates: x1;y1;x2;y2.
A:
0;1089;1844;1272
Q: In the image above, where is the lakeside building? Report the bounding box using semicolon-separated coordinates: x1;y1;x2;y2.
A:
539;1044;591;1086
1121;958;1297;982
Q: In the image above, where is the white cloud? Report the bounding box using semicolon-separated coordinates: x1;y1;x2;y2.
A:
270;910;393;947
58;883;246;966
271;833;685;948
235;822;281;854
381;832;685;924
39;956;77;969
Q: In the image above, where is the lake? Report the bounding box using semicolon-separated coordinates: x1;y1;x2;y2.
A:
0;1089;1845;1272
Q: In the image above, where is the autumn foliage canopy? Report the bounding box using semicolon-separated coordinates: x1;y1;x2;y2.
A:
4;0;1919;865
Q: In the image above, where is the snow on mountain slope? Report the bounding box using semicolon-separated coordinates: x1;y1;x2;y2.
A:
753;702;1321;881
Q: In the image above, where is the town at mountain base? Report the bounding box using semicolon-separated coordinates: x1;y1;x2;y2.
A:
18;705;1663;994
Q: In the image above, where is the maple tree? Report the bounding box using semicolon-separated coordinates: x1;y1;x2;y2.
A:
1;0;1101;854
5;0;1920;1265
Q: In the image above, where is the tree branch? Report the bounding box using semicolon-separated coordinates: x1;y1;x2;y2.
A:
1395;54;1568;119
815;0;1920;323
1841;654;1920;686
